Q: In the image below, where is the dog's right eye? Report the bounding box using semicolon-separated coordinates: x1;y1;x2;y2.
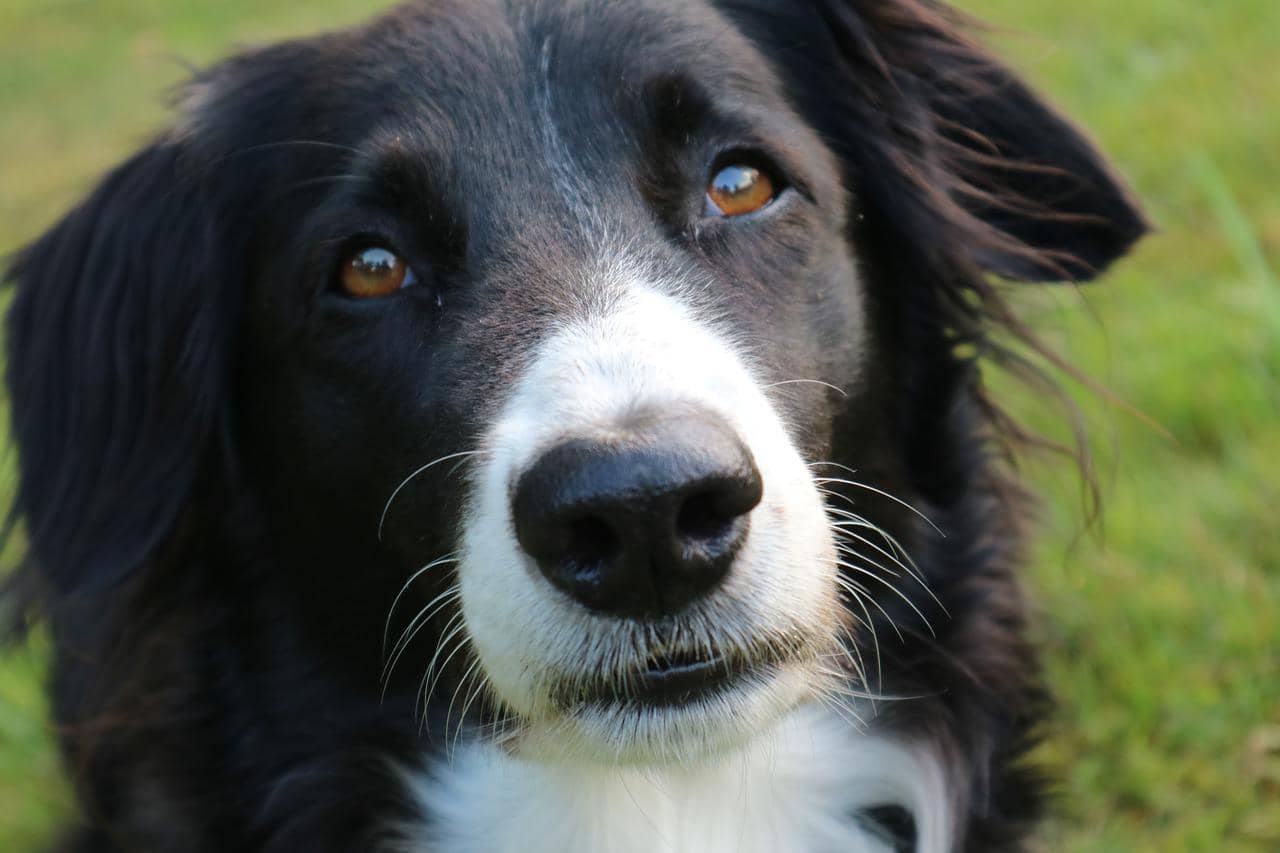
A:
338;245;419;299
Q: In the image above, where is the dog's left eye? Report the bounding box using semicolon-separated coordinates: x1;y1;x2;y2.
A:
704;163;777;217
339;245;419;299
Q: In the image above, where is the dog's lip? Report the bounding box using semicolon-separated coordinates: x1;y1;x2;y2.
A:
558;648;764;711
550;631;812;712
631;652;748;704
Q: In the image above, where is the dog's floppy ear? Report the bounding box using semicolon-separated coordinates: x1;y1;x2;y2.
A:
5;138;238;596
814;0;1148;281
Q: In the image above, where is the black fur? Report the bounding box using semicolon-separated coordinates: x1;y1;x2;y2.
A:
4;1;1145;850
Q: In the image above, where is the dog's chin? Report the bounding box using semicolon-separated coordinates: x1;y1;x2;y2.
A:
504;657;824;767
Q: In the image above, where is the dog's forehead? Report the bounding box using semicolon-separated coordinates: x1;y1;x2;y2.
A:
269;0;827;271
391;0;774;81
355;0;793;146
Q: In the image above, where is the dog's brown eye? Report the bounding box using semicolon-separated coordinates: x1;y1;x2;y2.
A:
340;246;416;299
705;164;776;217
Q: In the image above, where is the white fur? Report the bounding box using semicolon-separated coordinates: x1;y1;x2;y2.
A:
458;266;843;762
394;706;952;853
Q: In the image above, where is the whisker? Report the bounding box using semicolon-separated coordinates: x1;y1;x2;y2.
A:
825;498;949;617
835;540;901;578
831;522;948;615
378;450;481;541
444;656;483;754
840;615;878;692
451;666;492;759
422;624;474;730
815;660;881;703
826;623;874;698
834;573;907;643
381;554;460;655
416;612;466;720
808;460;859;476
830;570;885;685
823;671;941;704
381;585;461;695
815;692;868;731
812;476;944;536
818;666;927;704
836;559;936;638
825;505;927;576
826;507;910;553
761;378;848;397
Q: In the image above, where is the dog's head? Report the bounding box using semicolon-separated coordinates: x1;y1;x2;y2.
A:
7;0;1144;765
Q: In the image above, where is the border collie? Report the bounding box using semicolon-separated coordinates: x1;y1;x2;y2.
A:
4;1;1146;850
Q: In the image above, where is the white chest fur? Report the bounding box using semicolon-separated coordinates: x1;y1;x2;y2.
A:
396;707;951;853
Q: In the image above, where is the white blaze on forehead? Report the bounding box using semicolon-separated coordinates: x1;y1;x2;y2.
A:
457;269;838;755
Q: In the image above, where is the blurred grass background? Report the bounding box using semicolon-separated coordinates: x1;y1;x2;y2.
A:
0;0;1276;849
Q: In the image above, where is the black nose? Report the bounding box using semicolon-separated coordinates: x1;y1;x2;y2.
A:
512;410;762;618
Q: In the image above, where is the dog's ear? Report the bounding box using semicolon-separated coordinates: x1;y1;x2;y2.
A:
812;0;1148;281
5;138;238;596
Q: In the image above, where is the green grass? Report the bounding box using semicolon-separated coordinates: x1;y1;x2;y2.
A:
968;2;1280;848
1;0;1276;849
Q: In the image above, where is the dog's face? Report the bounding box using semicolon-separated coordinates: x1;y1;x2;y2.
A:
7;0;1145;769
238;0;861;761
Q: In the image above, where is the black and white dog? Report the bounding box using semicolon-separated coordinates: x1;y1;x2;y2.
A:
4;1;1145;850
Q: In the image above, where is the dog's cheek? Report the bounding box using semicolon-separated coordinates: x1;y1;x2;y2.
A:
241;306;462;540
705;236;868;466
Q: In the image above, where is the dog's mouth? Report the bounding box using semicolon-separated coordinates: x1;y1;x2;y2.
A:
629;648;754;705
550;634;805;713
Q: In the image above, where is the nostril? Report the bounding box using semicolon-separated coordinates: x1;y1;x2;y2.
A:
675;463;762;545
565;515;621;571
676;490;737;543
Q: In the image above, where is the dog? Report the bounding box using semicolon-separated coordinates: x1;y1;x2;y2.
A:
3;0;1146;850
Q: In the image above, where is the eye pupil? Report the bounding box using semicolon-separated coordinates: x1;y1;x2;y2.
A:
340;245;411;298
706;164;776;217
